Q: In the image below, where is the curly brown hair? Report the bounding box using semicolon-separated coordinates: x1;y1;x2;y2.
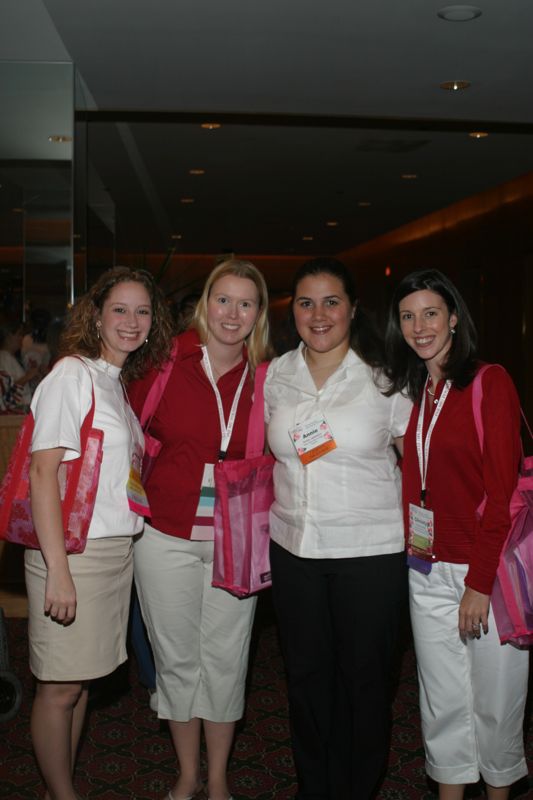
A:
59;267;175;381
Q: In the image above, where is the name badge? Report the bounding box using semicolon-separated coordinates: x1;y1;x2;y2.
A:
289;416;336;465
407;502;435;574
127;442;151;516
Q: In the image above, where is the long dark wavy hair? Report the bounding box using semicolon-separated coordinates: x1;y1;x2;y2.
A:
385;268;478;401
59;267;175;382
289;257;386;369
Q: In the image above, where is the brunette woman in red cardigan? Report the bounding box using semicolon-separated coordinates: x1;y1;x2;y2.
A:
385;269;528;800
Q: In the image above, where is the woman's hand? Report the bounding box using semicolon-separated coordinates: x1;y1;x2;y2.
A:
458;586;490;638
44;564;77;624
29;447;77;623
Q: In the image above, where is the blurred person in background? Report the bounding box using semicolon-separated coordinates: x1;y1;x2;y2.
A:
0;316;42;411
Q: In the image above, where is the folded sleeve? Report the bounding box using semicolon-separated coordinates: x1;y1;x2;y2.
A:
30;358;92;463
389;390;413;438
263;358;280;424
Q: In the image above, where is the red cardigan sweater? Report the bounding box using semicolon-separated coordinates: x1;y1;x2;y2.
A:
402;364;521;594
128;329;253;539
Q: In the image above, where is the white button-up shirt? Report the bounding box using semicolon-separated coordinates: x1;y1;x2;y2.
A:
264;344;412;559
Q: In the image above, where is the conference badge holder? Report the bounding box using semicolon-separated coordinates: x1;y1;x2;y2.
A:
290;416;336;465
407;502;435;574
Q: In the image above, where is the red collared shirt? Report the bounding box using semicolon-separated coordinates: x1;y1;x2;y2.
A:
128;329;253;538
402;364;521;594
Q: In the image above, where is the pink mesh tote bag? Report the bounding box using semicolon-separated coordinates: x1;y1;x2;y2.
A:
472;364;533;647
212;362;274;597
0;359;104;554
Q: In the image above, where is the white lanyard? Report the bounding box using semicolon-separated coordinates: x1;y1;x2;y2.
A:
415;376;452;506
201;346;249;460
115;373;142;456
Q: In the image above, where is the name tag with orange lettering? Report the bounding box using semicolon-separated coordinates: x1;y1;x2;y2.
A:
289;416;337;465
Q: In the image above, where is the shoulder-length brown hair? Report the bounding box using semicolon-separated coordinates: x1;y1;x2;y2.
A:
59;267;175;381
192;259;273;373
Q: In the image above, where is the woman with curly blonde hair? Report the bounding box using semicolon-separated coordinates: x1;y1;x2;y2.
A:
26;266;173;800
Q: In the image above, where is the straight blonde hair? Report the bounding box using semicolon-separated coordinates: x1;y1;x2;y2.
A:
192;259;272;373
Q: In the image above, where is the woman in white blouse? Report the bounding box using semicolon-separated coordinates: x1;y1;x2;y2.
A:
27;267;173;800
264;257;412;800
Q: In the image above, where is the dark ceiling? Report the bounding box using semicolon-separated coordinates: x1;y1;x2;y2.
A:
2;0;533;259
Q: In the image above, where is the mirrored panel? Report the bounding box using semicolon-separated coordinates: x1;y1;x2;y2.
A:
0;61;74;320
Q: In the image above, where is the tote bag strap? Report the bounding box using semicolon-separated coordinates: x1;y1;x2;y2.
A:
245;361;269;460
61;358;98;517
472;363;532;456
140;338;179;430
471;363;495;454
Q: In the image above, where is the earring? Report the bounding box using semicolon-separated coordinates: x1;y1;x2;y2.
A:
96;321;101;340
144;337;149;344
450;327;456;335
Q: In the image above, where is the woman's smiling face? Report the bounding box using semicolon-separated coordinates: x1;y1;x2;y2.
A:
398;288;457;375
97;281;152;366
206;274;260;348
292;272;355;357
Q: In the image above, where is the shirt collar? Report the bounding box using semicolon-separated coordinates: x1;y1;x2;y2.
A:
179;328;248;374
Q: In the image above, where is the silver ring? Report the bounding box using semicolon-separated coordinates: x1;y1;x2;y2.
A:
472;622;481;629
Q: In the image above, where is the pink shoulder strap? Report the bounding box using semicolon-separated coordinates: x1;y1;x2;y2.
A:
140;338;179;429
471;363;498;453
472;363;532;453
245;362;269;460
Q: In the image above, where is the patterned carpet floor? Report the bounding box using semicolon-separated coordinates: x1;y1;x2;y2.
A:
1;594;532;799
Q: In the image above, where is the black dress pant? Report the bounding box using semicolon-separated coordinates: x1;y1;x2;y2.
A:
270;541;407;800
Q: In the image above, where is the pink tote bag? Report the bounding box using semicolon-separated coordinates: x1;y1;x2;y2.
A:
212;362;274;597
472;364;533;647
0;359;104;554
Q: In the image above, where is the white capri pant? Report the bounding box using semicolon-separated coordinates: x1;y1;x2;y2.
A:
409;561;529;787
134;524;257;723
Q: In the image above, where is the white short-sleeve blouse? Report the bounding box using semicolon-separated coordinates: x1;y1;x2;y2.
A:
31;356;144;539
264;344;412;559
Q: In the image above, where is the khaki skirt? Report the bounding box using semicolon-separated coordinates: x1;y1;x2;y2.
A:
25;536;133;682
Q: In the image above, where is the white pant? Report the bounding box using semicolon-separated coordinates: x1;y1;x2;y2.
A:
409;561;529;787
134;524;257;722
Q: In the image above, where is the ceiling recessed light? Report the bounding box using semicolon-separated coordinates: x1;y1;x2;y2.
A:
469;131;489;139
440;80;471;91
48;134;72;143
180;197;195;204
302;235;314;241
326;220;338;227
201;122;221;130
171;234;182;240
358;201;372;207
401;173;418;180
437;5;482;22
189;168;206;175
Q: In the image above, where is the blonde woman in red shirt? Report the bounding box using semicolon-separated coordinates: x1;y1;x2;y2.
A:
385;269;528;800
128;259;272;800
